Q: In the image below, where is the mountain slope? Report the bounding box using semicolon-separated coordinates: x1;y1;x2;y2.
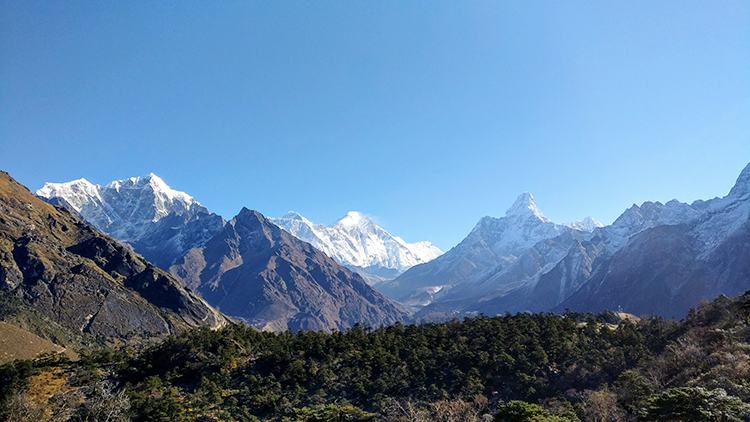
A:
426;199;703;317
270;211;442;281
170;208;409;331
36;174;225;269
379;192;601;309
0;171;229;344
557;163;750;318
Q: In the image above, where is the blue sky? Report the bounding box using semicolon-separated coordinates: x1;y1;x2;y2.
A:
1;1;749;251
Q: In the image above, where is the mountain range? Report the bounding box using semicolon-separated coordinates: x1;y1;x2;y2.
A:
555;163;750;318
170;208;409;331
405;163;750;320
378;192;603;311
35;174;410;331
32;163;750;324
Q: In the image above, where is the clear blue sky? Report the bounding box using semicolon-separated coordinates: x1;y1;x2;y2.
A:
1;1;749;251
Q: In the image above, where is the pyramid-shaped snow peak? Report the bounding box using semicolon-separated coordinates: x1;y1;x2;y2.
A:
281;211;307;221
505;192;551;223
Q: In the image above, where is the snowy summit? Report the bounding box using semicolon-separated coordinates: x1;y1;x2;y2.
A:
270;211;443;280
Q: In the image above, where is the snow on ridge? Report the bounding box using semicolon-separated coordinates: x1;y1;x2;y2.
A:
271;211;443;275
729;162;750;198
505;192;551;223
594;163;750;256
37;178;103;213
332;211;375;230
104;173;196;219
563;216;604;232
460;192;608;266
37;173;205;238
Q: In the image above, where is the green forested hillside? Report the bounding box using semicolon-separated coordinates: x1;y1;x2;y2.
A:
3;293;750;421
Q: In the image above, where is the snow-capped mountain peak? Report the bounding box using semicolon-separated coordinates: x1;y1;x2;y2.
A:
37;178;103;214
505;192;551;223
36;174;226;269
103;173;196;222
463;193;571;261
281;211;308;221
564;216;605;232
270;211;442;278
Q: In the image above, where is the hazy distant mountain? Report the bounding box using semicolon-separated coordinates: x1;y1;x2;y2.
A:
169;208;410;331
270;211;442;283
36;174;225;269
379;192;602;310
0;171;229;343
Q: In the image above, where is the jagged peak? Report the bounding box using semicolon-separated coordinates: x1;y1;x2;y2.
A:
729;162;750;198
37;177;100;196
233;208;270;229
104;174;195;205
107;173;162;189
505;192;550;222
143;172;167;188
35;178;103;213
277;211;316;227
237;207;263;219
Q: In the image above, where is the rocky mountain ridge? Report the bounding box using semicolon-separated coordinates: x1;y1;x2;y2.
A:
554;162;750;318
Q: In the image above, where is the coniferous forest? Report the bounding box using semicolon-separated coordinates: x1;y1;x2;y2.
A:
3;292;750;421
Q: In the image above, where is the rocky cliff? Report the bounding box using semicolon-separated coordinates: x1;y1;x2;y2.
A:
0;172;229;344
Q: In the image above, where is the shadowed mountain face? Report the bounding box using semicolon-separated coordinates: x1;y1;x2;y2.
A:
0;172;229;342
552;164;750;319
170;208;409;332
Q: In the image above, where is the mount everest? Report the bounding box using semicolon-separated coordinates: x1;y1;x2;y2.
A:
35;175;442;282
169;208;409;331
270;211;442;283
